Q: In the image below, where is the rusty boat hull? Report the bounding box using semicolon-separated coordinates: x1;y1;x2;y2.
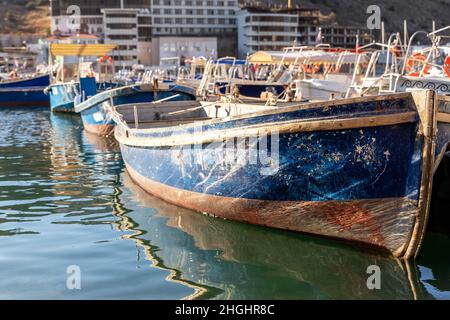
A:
113;91;450;259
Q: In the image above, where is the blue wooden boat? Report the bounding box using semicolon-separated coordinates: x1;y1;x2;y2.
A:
0;74;49;88
75;81;197;136
0;87;49;107
45;80;121;112
0;74;50;107
111;90;450;259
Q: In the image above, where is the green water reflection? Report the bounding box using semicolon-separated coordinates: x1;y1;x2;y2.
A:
0;108;448;299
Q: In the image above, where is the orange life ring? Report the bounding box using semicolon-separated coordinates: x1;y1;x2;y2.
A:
406;53;429;77
98;55;113;64
444;56;450;78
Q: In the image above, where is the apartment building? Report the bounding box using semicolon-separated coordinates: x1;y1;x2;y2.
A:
237;5;373;58
150;0;238;56
102;8;154;70
236;7;298;58
321;25;372;48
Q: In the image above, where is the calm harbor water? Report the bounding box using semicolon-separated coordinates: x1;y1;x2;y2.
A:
0;107;449;300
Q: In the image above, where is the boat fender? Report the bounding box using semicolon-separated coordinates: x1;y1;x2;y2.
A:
444;56;450;78
406;53;429;77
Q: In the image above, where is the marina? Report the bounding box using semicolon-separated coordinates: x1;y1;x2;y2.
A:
0;0;450;302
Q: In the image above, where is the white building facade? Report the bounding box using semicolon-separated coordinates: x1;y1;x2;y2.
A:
150;0;238;36
102;8;150;70
236;8;300;58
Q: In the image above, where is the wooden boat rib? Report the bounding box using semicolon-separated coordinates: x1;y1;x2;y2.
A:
110;90;450;259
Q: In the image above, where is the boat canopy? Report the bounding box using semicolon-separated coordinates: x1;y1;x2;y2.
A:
247;51;276;65
248;50;368;65
50;44;117;57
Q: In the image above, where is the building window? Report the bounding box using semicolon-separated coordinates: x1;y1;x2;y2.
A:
106;23;137;29
138;16;152;24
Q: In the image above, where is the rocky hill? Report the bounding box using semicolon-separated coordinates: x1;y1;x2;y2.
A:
0;0;50;35
257;0;450;34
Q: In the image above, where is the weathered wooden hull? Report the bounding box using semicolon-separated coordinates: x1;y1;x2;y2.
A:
76;84;196;136
115;91;450;259
122;172;429;299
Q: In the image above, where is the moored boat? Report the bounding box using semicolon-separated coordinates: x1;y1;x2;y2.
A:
110;89;450;259
0;73;49;88
45;43;118;112
74;82;197;136
0;73;50;107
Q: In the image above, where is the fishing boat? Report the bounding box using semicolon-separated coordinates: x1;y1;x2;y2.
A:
110;89;450;259
44;43;119;112
248;47;370;101
74;81;196;136
0;73;50;107
347;27;450;97
0;73;49;88
196;57;290;100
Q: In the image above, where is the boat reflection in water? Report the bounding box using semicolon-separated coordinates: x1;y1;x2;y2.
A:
119;172;445;300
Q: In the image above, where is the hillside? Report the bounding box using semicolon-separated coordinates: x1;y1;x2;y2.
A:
267;0;450;33
0;0;50;35
1;0;450;35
